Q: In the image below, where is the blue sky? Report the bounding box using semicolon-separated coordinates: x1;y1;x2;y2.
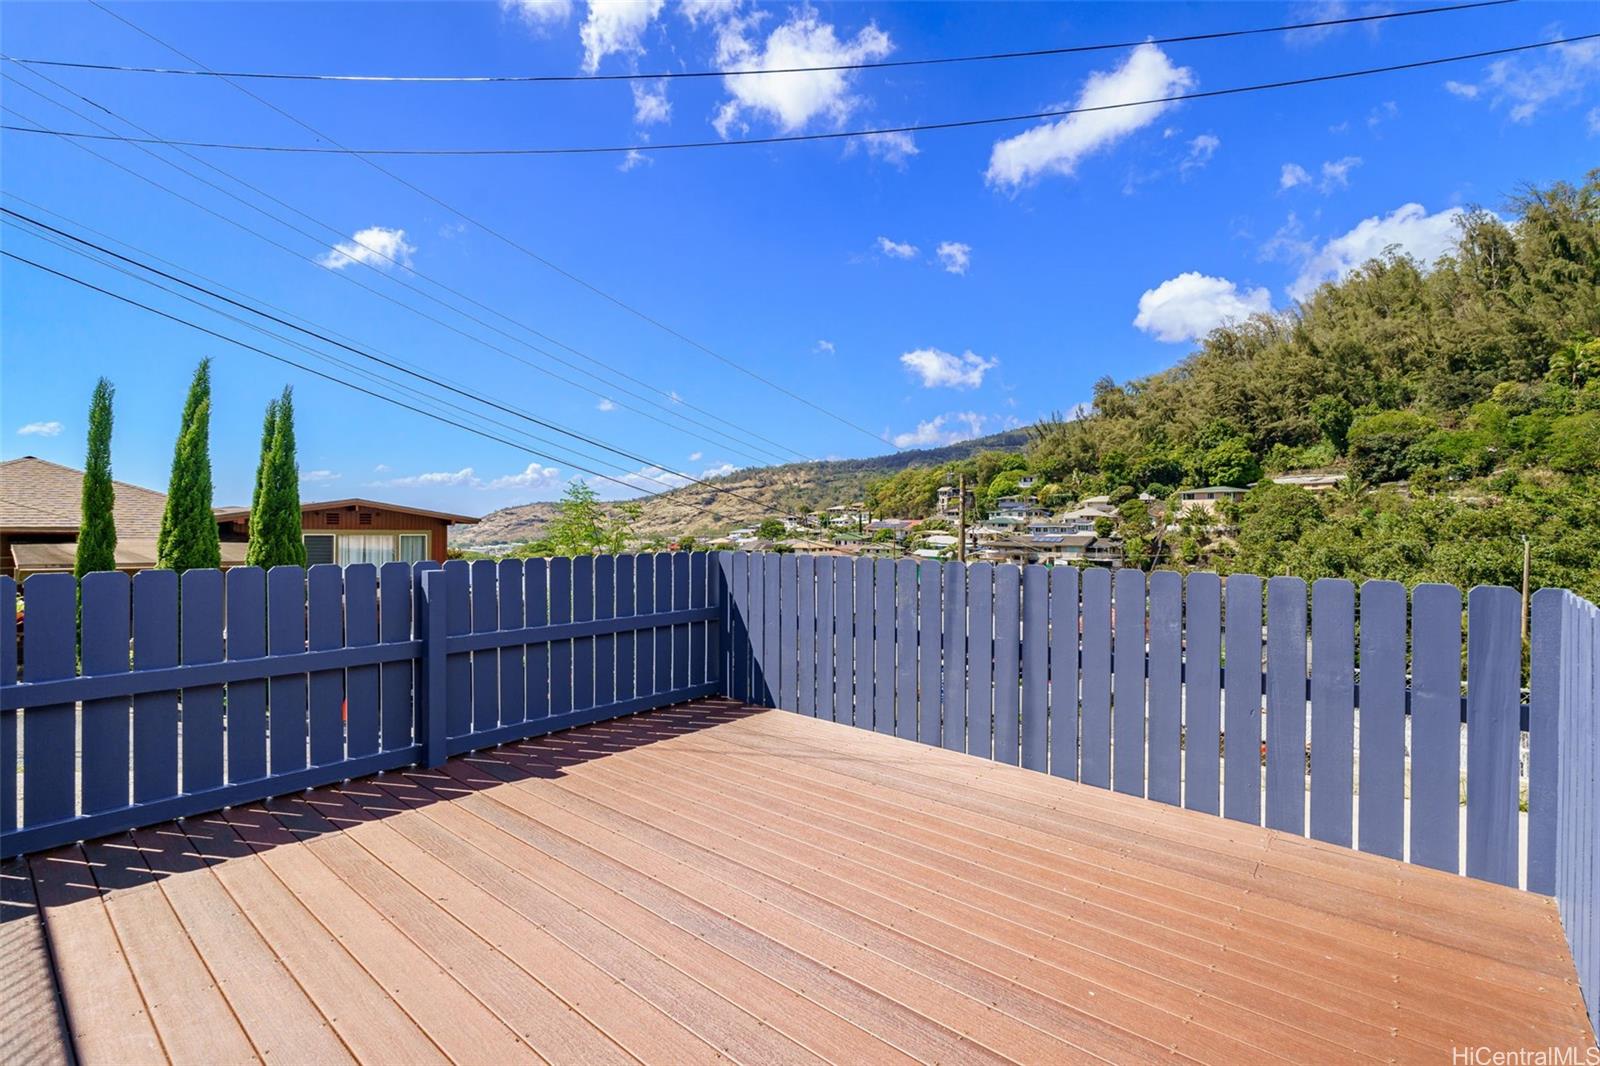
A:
2;1;1595;516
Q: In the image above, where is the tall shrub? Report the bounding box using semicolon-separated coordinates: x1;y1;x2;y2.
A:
75;377;117;579
247;386;306;568
156;359;221;571
248;397;278;539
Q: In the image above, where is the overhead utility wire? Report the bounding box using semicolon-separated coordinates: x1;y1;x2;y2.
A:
0;68;803;467
0;1;1513;82
76;0;897;449
10;32;1591;157
1;207;777;508
5;216;656;481
2;250;700;500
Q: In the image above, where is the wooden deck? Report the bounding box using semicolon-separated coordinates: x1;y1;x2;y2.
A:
16;699;1596;1064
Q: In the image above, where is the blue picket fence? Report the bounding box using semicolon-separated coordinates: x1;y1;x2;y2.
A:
0;553;717;859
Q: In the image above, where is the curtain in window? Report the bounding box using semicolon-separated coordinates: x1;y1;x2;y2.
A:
337;534;396;566
398;533;428;563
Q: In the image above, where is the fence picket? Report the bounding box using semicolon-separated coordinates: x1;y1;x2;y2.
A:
441;560;472;737
816;557;835;723
22;573;76;823
307;565;346;767
993;564;1021;765
780;554;798;711
968;563;995;760
1357;581;1406;859
181;569;227;791
1310;579;1356;846
226;567;268;781
379;562;414;749
1265;577;1308;834
633;555;654;704
918;561;940;745
672;552;690;695
499;560;526;725
1411;582;1463;874
756;553;776;706
470;560;500;732
1020;565;1048;772
549;557;574;718
853;559;873;729
743;553;763;703
0;576;15;833
1047;565;1078;780
1113;569;1147;796
344;564;380;757
728;552;748;702
1147;570;1182;806
942;562;967;753
1224;573;1262;825
1080;567;1111;789
797;555;817;717
595;554;616;708
690;552;709;689
874;559;896;735
1466;585;1521;887
831;557;853;725
1528;587;1562;895
896;559;919;741
1184;573;1222;814
80;571;131;814
573;555;595;711
615;555;637;705
524;558;550;722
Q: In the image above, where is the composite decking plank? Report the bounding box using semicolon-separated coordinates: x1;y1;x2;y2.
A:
222;803;540;1066
174;812;450;1066
318;779;735;1066
520;729;1380;1063
465;744;1196;1065
4;858;81;1066
125;824;356;1065
80;835;260;1065
368;767;911;1066
722;706;1565;970
670;711;1579;1035
263;793;623;1066
26;846;164;1066
579;723;1516;1055
395;765;974;1066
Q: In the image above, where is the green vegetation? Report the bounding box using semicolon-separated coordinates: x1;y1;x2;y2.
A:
75;377;117;579
864;170;1600;598
512;481;639;557
156;359;221;572
246;386;308;570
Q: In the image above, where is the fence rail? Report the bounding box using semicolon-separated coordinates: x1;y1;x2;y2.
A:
0;552;716;858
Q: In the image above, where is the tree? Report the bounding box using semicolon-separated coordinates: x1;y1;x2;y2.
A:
540;481;638;556
755;517;786;541
1200;438;1261;487
1346;410;1434;484
156;359;221;571
1310;395;1354;454
246;386;307;569
75;377;118;579
248;397;278;538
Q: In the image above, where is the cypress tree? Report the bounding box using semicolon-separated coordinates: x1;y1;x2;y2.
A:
247;386;307;569
248;398;278;541
156;359;222;571
75;377;118;579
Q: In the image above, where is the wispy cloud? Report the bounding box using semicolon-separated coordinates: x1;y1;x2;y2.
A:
892;412;986;449
597;398;617;412
16;420;62;437
876;236;918;259
632;80;671;125
501;0;572;32
300;469;341;484
317;226;416;271
900;348;997;390
1180;133;1219;175
936;241;972;275
813;339;836;354
1280;162;1312;190
1442;36;1600;122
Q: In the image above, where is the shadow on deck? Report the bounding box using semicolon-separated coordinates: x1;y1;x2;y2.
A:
15;699;1597;1064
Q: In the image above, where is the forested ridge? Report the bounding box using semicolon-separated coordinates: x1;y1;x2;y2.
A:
866;170;1600;598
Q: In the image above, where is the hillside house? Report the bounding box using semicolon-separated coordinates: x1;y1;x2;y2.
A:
215;498;476;566
1176;485;1249;517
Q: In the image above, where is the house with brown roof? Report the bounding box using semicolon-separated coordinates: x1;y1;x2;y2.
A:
0;456;477;578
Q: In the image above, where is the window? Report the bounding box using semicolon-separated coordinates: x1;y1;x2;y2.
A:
304;534;335;566
399;533;428;564
338;534;395;567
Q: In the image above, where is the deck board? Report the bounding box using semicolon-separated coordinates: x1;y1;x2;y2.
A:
29;699;1597;1065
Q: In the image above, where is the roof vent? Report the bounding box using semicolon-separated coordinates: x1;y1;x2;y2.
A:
358;512;374;526
326;512;341;526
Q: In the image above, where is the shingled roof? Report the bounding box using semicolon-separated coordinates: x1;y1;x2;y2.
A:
0;456;169;536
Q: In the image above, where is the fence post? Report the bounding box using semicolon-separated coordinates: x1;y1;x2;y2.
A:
417;568;449;767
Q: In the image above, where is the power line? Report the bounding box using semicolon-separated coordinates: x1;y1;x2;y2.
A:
6;32;1591;157
1;65;808;467
75;0;897;450
0;1;1513;83
1;207;778;508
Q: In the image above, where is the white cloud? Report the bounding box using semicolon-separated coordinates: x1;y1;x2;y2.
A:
1590;106;1600;135
1133;272;1271;343
580;0;665;73
487;463;563;491
1289;202;1467;301
876;235;918;259
935;241;971;275
501;0;573;31
632;80;671;125
16;420;62;437
856;129;918;166
617;148;652;171
1280;162;1312;190
813;339;835;354
317;226;416;271
892;412;986;449
1259;212;1314;264
1180;133;1219;175
300;469;340;484
986;44;1195;190
688;451;703;461
1319;155;1361;191
611;460;737;494
1367;100;1399;128
710;8;892;136
385;467;482;488
372;463;391;474
900;348;997;390
597;397;617;411
1446;37;1600;122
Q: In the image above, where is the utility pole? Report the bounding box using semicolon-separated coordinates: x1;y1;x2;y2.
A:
1520;534;1531;645
957;473;968;563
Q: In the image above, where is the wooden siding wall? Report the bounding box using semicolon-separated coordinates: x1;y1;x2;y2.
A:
0;553;716;858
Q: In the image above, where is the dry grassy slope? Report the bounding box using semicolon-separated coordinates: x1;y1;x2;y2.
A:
453;427;1030;548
